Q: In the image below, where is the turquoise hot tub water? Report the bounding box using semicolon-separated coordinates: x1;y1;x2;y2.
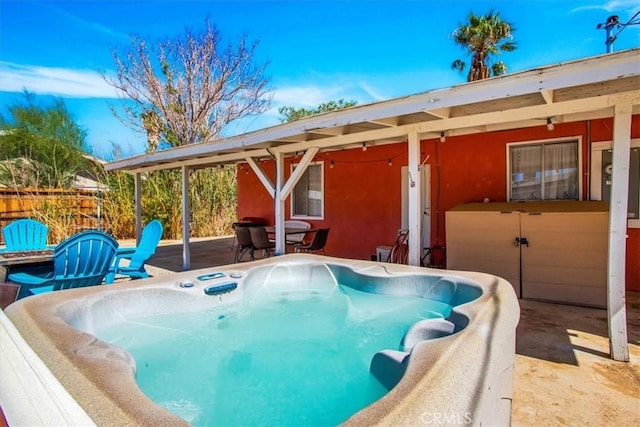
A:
93;263;473;426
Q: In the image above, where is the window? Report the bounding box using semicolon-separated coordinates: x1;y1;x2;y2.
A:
291;162;323;219
509;139;580;201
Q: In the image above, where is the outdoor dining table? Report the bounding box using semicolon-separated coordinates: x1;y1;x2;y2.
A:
264;226;316;236
264;226;317;253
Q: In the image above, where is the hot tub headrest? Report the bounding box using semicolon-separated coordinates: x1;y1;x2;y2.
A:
400;318;456;352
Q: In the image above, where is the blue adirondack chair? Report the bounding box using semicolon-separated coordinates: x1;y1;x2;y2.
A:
105;220;163;284
8;230;119;297
2;219;49;251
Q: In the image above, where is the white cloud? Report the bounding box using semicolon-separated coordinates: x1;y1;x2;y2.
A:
267;68;462;114
48;3;129;41
572;0;639;14
357;81;389;102
272;84;349;108
0;62;122;99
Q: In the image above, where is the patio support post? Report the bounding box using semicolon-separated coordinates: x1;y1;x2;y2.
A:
274;152;286;255
134;172;142;243
181;165;191;271
407;131;422;266
607;102;631;361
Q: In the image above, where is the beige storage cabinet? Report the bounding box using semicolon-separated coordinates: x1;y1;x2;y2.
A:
446;201;609;308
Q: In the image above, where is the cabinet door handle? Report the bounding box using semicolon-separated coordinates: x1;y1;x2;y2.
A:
514;237;529;247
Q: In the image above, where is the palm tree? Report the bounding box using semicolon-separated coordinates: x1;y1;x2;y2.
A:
451;10;516;82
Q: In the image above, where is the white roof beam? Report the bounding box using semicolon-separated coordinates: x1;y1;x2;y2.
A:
271;92;634;154
540;90;554;104
122;149;272;174
423;107;451;119
120;91;638;174
366;117;400;127
307;126;346;136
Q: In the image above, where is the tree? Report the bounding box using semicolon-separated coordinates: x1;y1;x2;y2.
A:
278;99;358;123
106;19;271;150
0;92;94;188
450;10;516;82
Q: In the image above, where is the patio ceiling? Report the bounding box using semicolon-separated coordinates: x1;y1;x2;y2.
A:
105;49;640;174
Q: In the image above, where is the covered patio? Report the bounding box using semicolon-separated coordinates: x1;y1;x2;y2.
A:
106;49;640;361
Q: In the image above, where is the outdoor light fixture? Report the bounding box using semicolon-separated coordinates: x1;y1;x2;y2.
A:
330;160;335;169
546;117;555;131
362;142;367;151
388;159;392;166
440;131;446;143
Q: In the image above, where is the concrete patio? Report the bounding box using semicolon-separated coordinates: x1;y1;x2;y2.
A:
138;235;640;426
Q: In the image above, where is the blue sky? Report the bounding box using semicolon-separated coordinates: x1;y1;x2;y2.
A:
1;0;638;160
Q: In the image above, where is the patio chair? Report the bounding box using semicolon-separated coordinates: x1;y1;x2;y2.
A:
230;217;267;250
284;220;311;245
2;219;49;251
8;230;119;297
234;224;254;262
248;226;275;258
105;220;163;284
294;228;330;255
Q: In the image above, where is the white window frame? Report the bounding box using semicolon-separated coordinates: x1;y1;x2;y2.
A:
591;138;640;229
290;161;324;220
506;136;583;202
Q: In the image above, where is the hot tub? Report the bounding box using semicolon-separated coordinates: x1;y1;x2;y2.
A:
0;254;519;426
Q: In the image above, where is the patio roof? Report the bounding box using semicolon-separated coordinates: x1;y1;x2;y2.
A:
105;48;640;174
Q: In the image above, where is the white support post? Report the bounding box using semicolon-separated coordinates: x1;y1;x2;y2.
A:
407;131;422;266
181;165;191;271
607;103;631;361
134;173;142;243
274;152;286;255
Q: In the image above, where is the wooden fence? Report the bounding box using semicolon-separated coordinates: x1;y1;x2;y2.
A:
0;187;102;245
